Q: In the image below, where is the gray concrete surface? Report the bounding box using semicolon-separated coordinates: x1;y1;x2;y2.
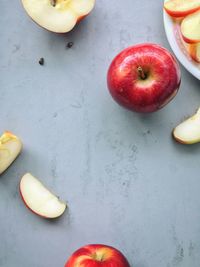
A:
1;0;200;266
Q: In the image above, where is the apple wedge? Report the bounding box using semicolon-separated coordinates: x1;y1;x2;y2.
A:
21;0;95;33
181;10;200;43
188;43;200;63
173;108;200;144
20;173;67;218
164;0;200;18
0;132;22;175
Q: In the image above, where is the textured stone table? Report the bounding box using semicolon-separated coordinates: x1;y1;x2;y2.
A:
1;0;200;266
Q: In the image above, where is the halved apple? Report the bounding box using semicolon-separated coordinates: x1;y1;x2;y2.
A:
21;0;95;33
20;173;67;218
164;0;200;18
181;10;200;43
173;107;200;144
0;132;22;175
188;43;200;63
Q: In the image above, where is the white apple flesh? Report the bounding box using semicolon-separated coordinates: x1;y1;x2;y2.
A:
21;0;95;33
173;108;200;144
20;173;67;218
181;10;200;43
0;132;22;175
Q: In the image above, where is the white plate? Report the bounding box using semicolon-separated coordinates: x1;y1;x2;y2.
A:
163;2;200;80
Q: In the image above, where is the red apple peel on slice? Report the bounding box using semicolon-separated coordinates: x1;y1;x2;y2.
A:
173;107;200;144
20;173;67;218
164;0;200;18
181;10;200;44
0;132;22;175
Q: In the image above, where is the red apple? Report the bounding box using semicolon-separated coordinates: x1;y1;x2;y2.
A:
65;244;130;267
164;0;200;18
21;0;95;33
107;43;181;113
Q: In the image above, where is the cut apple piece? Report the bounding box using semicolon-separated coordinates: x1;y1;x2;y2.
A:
164;0;200;18
0;132;22;175
20;173;67;218
21;0;95;33
173;108;200;144
181;10;200;43
188;43;200;63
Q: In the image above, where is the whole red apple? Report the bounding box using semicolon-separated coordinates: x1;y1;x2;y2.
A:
107;43;181;113
65;244;130;267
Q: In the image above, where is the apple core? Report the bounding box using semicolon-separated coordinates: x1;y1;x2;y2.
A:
22;0;95;33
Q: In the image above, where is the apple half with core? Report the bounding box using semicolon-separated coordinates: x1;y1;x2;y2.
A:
0;132;22;175
164;0;200;18
107;43;181;113
20;173;67;218
173;107;200;144
65;244;130;267
21;0;95;33
181;10;200;43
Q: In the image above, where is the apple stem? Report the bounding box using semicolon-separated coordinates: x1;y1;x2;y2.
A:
137;67;146;80
50;0;56;6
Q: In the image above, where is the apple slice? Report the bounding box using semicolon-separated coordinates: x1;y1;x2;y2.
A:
21;0;95;33
173;108;200;144
164;0;200;18
20;173;67;218
0;132;22;175
181;10;200;43
188;43;200;63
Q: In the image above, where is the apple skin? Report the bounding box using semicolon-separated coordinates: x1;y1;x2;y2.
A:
182;35;200;45
107;43;181;113
65;244;130;267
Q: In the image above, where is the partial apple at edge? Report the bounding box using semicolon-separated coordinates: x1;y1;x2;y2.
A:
0;131;22;175
173;107;200;144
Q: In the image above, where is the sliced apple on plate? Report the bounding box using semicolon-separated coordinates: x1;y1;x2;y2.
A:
164;0;200;18
173;107;200;144
0;132;22;175
21;0;95;33
188;43;200;63
20;173;67;218
181;10;200;43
